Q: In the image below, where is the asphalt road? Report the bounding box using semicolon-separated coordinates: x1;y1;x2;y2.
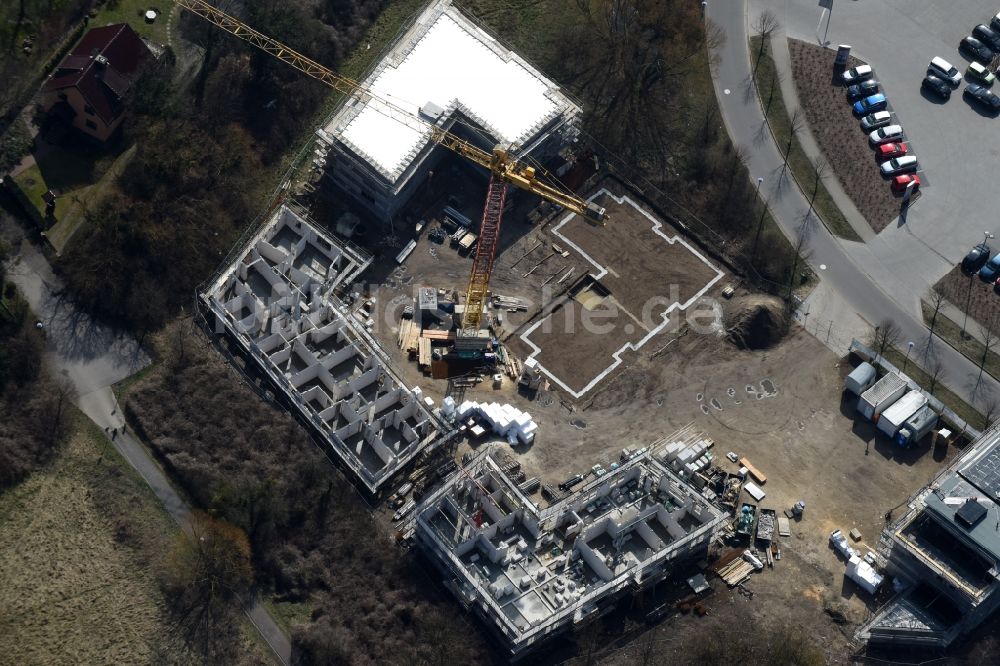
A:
707;0;1000;408
756;0;1000;316
0;212;292;665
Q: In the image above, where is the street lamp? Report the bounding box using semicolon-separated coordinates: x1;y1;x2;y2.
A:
985;231;996;247
903;341;914;373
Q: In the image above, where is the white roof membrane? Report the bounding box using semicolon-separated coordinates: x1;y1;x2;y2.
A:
337;11;563;180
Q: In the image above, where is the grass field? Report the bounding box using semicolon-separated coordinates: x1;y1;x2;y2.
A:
92;0;175;45
751;37;861;242
0;412;272;664
0;414;177;664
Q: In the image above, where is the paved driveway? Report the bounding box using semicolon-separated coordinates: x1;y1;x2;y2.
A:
756;0;1000;310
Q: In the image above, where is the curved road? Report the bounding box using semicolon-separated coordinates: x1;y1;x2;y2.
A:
706;0;1000;408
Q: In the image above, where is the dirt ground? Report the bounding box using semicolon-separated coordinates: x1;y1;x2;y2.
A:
0;415;268;665
510;193;722;395
350;181;956;653
789;39;912;233
455;325;959;648
935;263;1000;332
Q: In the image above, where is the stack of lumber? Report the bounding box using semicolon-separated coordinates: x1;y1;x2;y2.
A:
397;319;421;356
716;558;755;587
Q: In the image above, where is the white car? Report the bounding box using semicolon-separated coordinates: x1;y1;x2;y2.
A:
869;124;903;145
879;155;918;176
860;110;891;131
842;64;873;84
928;56;962;86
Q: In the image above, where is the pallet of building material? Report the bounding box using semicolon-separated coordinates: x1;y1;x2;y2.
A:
397;319;413;349
720;561;755;587
418;338;433;369
421;329;456;341
738;457;766;484
403;326;421;355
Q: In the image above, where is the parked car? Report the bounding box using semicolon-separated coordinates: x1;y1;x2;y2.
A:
860;110;892;131
928;56;962;86
877;142;907;159
842;64;874;84
966;83;1000;109
973;24;1000;52
854;93;887;114
968;61;996;85
890;173;920;192
879;155;918;176
847;79;880;99
921;74;952;99
961;36;994;64
869;124;904;145
980;253;1000;282
963;243;992;274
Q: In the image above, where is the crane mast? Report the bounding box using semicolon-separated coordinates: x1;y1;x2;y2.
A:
176;0;608;345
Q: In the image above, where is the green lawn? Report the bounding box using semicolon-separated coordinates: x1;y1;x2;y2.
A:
923;300;1000;385
47;144;135;252
750;37;861;243
883;345;986;431
92;0;175;45
12;162;53;221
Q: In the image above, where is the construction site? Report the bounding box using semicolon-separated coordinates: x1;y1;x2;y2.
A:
183;0;1000;660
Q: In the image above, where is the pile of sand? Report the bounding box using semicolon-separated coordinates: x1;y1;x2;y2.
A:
723;295;789;350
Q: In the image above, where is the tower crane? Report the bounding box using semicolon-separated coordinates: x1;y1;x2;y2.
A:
176;0;608;344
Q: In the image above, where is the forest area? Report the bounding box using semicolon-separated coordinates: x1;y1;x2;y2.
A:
126;322;493;665
56;0;392;335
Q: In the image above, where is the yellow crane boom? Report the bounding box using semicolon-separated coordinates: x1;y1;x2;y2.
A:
175;0;606;222
176;0;607;339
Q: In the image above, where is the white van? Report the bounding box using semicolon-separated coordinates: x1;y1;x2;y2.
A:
928;56;962;86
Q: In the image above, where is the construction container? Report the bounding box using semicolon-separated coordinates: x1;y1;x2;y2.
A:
895;404;938;447
845;362;877;396
857;373;907;421
877;390;927;438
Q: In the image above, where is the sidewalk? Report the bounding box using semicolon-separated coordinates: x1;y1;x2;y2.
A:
767;32;875;243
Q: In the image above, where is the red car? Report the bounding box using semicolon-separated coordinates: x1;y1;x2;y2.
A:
877;142;907;160
891;174;920;192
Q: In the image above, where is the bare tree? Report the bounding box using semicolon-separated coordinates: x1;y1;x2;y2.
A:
927;357;946;394
870;319;900;365
976;317;998;391
752;10;780;76
786;223;811;300
807;154;830;216
926;289;947;342
765;65;785;114
982;395;1000;430
779;108;805;183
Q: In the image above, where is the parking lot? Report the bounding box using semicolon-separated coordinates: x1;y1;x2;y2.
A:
760;0;1000;313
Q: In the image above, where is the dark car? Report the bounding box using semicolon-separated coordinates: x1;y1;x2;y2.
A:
980;254;1000;282
961;36;994;63
921;74;951;99
965;83;1000;110
973;24;1000;52
846;79;879;99
963;244;991;274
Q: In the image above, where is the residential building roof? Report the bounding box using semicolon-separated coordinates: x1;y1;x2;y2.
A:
43;23;149;124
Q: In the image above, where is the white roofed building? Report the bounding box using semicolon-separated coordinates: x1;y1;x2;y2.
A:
317;0;582;222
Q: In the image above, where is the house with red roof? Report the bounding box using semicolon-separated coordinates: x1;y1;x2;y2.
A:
40;23;150;142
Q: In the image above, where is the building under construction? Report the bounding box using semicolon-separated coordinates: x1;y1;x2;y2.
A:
317;0;582;223
412;447;726;656
200;204;447;494
859;424;1000;647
